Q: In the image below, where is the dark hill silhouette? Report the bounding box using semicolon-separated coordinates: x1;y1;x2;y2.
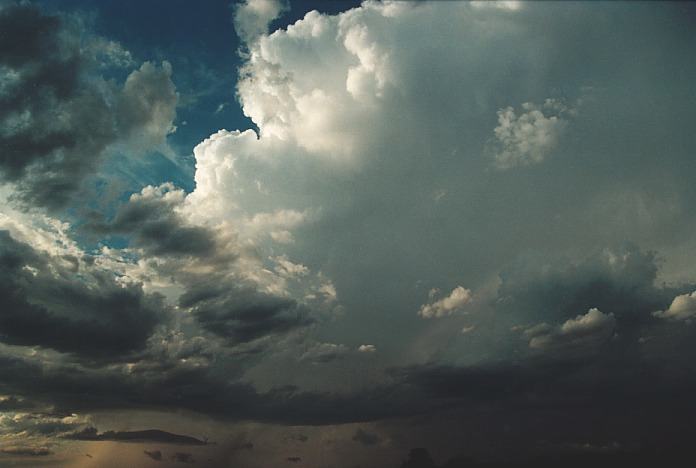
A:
400;447;694;468
65;427;208;445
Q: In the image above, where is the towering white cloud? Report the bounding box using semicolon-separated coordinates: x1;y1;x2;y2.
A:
183;1;696;364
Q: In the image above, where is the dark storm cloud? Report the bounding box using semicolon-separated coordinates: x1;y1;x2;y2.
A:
400;448;435;468
0;349;405;425
0;230;165;359
352;428;381;446
181;285;313;345
88;183;217;258
0;395;34;411
0;239;694;441
2;325;696;443
84;183;315;356
0;3;177;210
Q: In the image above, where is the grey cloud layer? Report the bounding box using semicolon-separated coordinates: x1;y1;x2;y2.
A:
0;4;177;210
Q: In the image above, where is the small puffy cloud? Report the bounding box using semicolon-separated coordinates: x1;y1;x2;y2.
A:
471;1;522;11
653;291;696;321
523;308;616;351
461;325;476;334
418;286;472;318
358;344;376;353
491;99;573;169
273;255;309;278
233;0;288;45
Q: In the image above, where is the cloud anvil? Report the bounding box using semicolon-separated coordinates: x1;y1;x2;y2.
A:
1;0;696;466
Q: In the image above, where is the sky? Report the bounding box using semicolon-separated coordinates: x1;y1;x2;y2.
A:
1;0;696;467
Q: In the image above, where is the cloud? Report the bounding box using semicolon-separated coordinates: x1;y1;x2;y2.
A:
186;2;696;374
116;61;178;152
0;4;177;210
0;446;52;456
1;3;696;458
182;286;313;345
497;244;680;326
0;395;34;411
490;99;573;169
653;291;696;321
418;286;472;319
358;344;376;353
234;0;288;45
89;183;218;258
273;255;309;278
522;308;616;352
0;410;90;442
299;342;348;363
84;180;329;355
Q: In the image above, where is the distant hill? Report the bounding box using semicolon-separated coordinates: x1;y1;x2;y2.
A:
65;427;208;445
